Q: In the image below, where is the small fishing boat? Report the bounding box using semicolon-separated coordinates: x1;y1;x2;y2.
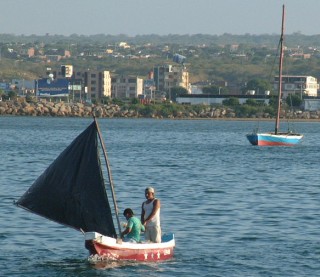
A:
246;5;303;146
16;118;175;262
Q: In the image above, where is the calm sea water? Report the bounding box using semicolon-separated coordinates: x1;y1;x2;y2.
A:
1;117;320;277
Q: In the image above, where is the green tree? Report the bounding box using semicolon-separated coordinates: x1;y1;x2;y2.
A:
112;98;124;105
8;90;17;100
0;89;4;100
100;96;111;104
262;105;276;117
131;98;139;104
243;79;273;95
286;94;303;108
268;95;278;108
169;86;188;102
25;91;35;103
137;104;156;117
235;105;259;117
245;99;263;106
222;97;239;107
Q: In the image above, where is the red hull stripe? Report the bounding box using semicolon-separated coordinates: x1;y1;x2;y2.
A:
91;241;174;261
246;134;302;146
258;140;295;146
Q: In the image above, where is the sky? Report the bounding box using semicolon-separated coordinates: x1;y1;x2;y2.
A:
1;0;320;36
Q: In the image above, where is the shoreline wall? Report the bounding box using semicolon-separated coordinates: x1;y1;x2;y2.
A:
0;100;319;120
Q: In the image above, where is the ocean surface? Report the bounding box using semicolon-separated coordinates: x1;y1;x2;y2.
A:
1;116;320;277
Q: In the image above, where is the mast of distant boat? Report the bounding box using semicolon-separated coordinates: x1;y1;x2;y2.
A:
275;4;285;135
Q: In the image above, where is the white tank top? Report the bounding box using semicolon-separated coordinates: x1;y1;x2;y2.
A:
143;199;160;227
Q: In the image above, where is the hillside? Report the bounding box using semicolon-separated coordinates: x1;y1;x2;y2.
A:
1;33;320;85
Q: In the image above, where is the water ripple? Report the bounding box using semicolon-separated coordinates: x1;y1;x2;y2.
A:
1;117;320;276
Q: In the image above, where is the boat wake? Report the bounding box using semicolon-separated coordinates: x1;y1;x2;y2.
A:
88;254;118;263
87;254;158;270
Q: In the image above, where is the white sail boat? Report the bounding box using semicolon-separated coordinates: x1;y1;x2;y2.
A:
246;5;303;146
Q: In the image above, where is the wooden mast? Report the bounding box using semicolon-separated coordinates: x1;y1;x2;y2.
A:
94;117;122;237
275;5;285;135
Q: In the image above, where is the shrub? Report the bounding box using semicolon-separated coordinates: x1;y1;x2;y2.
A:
222;97;240;107
235;105;259;117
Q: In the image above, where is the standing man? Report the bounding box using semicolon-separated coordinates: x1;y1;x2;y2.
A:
141;187;161;243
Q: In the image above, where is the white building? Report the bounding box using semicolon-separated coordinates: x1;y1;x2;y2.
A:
176;95;270;105
85;70;112;100
153;64;189;93
52;68;112;101
111;75;143;99
274;75;318;98
303;98;320;111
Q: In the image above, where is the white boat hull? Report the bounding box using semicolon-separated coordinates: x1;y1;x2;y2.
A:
84;232;175;262
246;132;303;146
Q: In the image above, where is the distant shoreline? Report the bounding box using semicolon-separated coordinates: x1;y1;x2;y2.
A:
1;114;319;123
0;100;319;122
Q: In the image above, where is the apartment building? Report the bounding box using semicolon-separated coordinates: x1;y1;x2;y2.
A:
51;67;112;101
274;75;318;98
39;64;189;101
153;64;189;93
111;75;143;99
84;70;112;101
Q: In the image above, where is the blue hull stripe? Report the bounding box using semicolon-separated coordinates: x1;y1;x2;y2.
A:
246;133;303;146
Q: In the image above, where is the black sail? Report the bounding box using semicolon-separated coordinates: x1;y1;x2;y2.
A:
16;121;117;238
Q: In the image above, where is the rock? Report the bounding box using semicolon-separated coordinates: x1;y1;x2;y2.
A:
0;107;6;114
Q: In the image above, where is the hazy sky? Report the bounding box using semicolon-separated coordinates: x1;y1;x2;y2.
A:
1;0;320;36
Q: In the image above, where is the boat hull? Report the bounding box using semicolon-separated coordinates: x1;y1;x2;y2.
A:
85;232;175;262
246;133;303;146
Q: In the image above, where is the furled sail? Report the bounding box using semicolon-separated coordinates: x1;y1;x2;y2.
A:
16;122;117;237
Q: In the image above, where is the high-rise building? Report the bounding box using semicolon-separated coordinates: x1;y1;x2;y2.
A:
111;75;143;99
274;75;318;98
52;67;112;101
153;64;189;93
85;70;112;101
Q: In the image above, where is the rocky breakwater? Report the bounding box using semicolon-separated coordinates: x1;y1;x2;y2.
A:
0;101;237;118
0;100;123;117
0;99;319;119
